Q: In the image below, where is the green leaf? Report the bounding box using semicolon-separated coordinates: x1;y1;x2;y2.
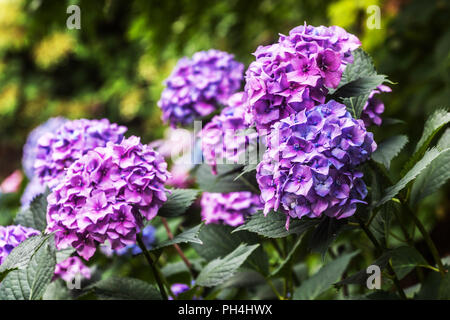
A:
335;48;388;118
308;216;348;258
293;251;358;300
390;246;430;280
0;234;50;276
193;224;268;275
158;189;199;218
402;109;450;175
92;277;162;300
333;75;387;99
234;163;258;181
372;135;409;169
42;279;71;300
152;224;203;250
369;203;394;247
437;128;450;150
14;189;50;232
270;236;304;278
375;148;441;207
410;148;450;206
233;211;318;238
195;163;258;193
0;236;56;300
195;243;260;287
336;251;391;287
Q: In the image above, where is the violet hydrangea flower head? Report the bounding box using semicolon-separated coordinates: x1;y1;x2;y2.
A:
0;225;40;265
22;117;67;179
245;23;361;131
53;256;91;283
361;85;391;127
201;191;262;227
158;49;244;127
198;92;258;174
46;136;170;260
256;100;375;226
34;118;127;189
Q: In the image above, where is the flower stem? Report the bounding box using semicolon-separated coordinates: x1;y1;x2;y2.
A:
356;216;407;299
161;217;198;278
136;234;168;300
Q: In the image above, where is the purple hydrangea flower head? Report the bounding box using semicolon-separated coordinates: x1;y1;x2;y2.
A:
361;85;391;127
245;24;361;131
199;92;258;174
34;119;127;189
53;256;91;283
0;225;40;265
46;136;170;260
256;100;375;226
114;225;157;256
22;117;68;179
201;191;262;227
158;49;244;127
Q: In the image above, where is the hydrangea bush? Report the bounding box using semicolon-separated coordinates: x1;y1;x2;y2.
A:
1;23;449;302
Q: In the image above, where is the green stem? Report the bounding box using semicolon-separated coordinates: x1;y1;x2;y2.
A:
356;216;407;299
136;234;169;300
265;277;283;300
369;160;446;277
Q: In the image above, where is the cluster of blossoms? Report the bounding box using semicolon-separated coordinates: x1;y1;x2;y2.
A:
0;225;40;265
201;192;262;227
199;92;258;174
100;225;157;256
361;85;392;127
256;100;376;226
46;136;170;260
34;119;127;189
158;49;244;127
53;256;91;283
245;24;361;131
22;117;67;179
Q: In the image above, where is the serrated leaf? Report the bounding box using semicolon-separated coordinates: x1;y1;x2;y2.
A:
372;135;409;169
410;148;450;206
390;246;429;280
193;224;268;275
195;163;258;193
402;109;450;175
437;128;450;150
14;190;50;232
152;224;203;250
0;234;49;276
233;211;318;238
333;75;387;99
293;251;358;300
158;189;199;218
0;236;56;300
369;202;394;247
375;148;441;207
92;277;162;300
195;243;260;287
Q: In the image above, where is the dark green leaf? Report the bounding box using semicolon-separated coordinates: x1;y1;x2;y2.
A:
158;189;199;218
233;211;318;238
390;246;430;280
92;277;162;300
372;135;408;170
195;243;260;287
308;217;348;258
14;189;50;232
152;224;203;250
193;224;268;275
293;251;358;300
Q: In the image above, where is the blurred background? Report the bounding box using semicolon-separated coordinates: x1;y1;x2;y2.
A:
0;0;449;257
